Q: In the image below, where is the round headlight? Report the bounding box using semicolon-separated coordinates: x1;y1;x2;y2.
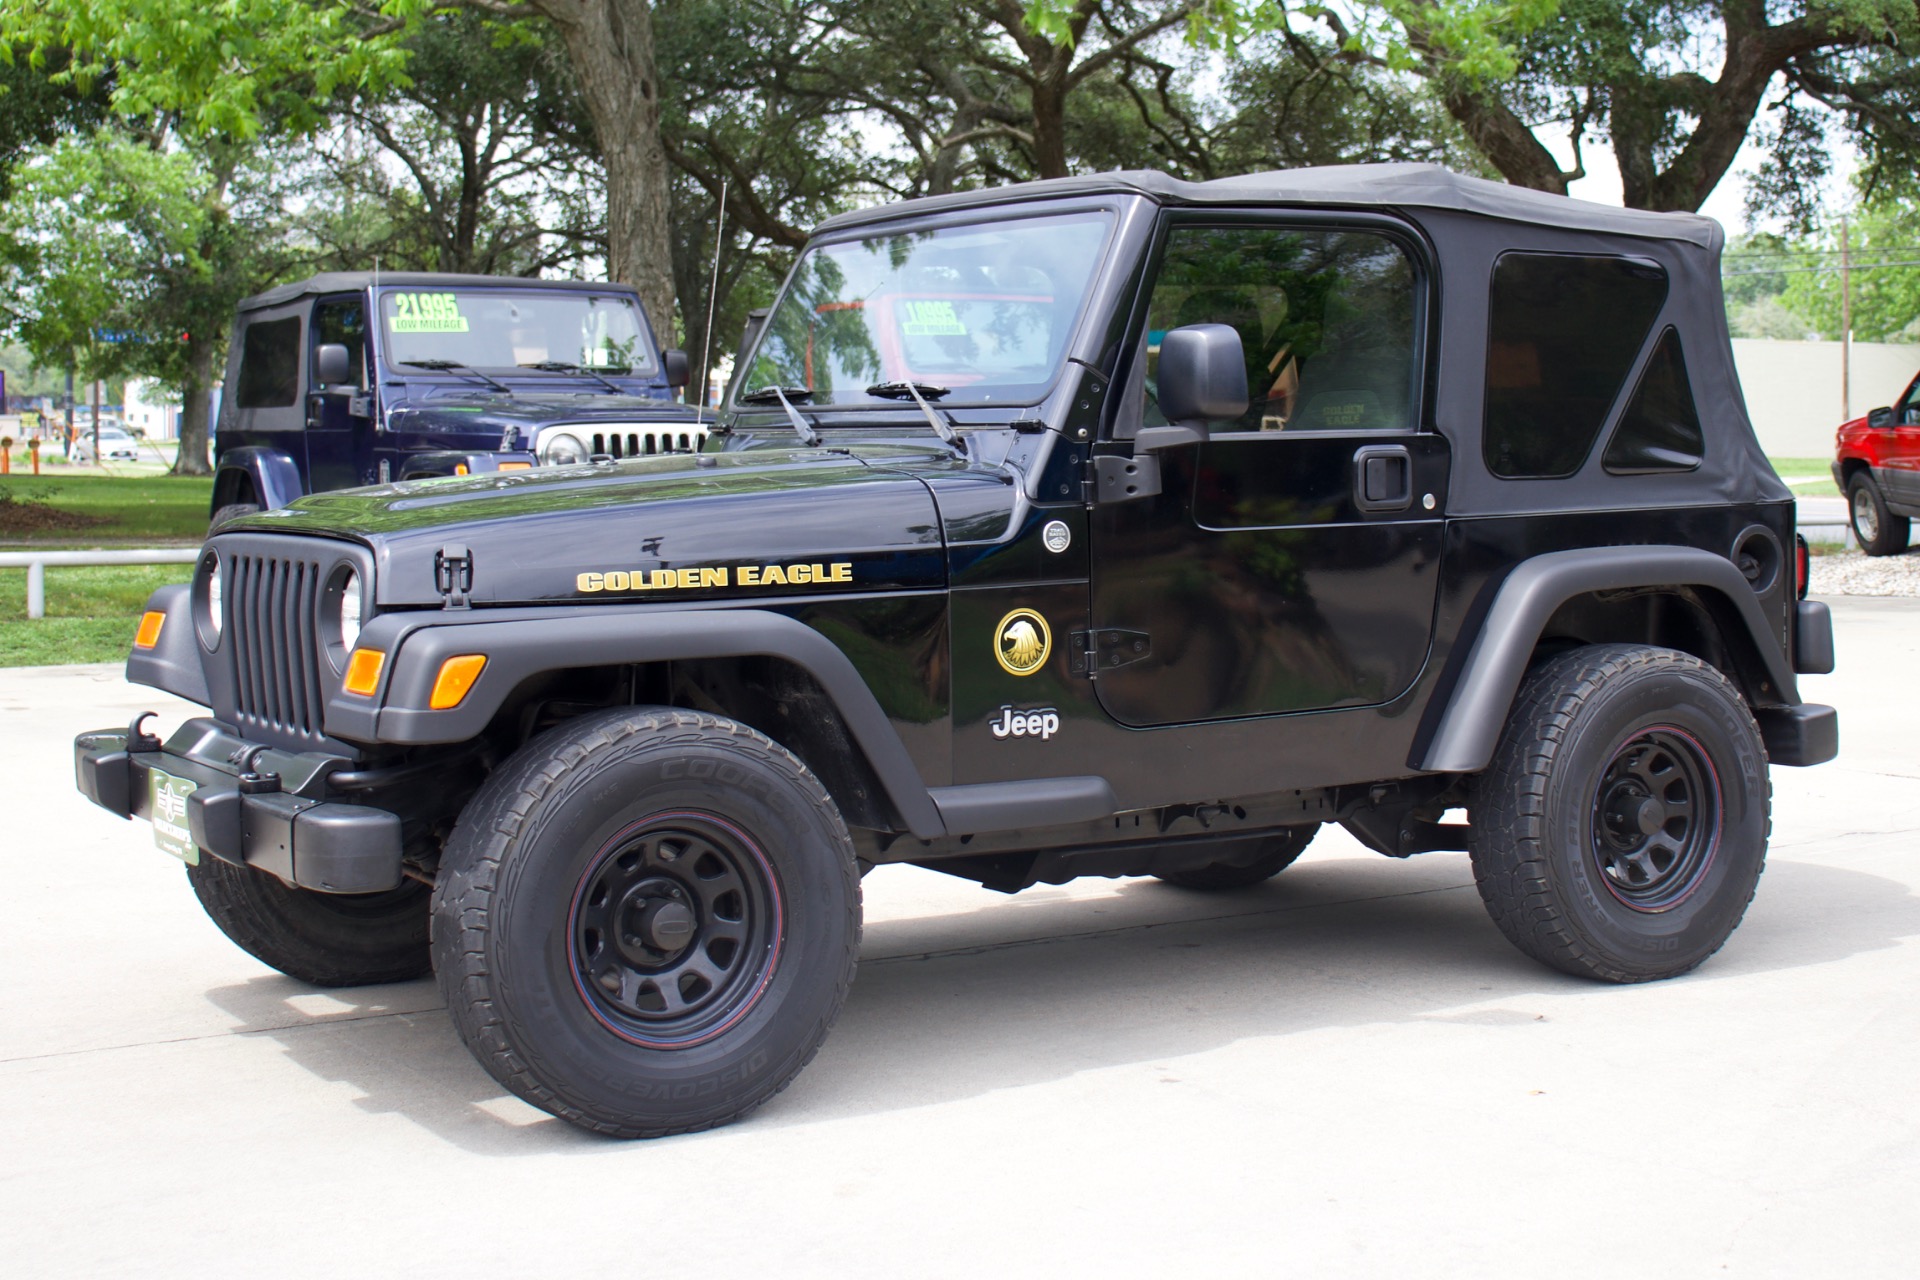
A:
338;569;363;652
541;432;589;466
195;551;224;650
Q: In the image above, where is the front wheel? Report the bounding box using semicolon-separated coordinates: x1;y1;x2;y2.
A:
186;856;431;986
432;707;860;1138
1469;645;1769;983
1848;473;1909;556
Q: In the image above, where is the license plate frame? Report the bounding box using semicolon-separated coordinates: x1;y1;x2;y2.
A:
148;766;201;865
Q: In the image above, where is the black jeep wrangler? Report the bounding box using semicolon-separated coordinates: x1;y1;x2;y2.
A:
76;165;1838;1138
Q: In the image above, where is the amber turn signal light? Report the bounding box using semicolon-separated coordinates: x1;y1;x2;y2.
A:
429;654;488;709
342;648;386;695
497;461;531;471
133;611;166;650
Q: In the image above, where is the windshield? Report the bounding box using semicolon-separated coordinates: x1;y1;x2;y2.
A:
377;288;657;375
739;210;1113;407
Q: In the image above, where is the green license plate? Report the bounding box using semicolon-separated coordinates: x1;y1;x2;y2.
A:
148;767;201;865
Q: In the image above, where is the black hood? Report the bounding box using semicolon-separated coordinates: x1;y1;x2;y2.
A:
229;444;984;607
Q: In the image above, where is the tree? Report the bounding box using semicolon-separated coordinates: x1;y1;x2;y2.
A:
0;130;284;473
1778;200;1920;342
1401;1;1920;217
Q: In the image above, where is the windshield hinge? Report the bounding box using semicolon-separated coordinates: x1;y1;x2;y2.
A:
1069;628;1151;676
434;544;474;610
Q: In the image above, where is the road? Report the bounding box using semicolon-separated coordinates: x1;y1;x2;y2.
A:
2;600;1915;1278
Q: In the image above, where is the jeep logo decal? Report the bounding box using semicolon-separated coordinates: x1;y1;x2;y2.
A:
994;608;1051;676
990;706;1060;740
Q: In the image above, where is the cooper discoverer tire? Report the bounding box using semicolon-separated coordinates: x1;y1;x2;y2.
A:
1847;473;1909;556
1154;824;1319;890
432;707;860;1139
1469;644;1769;983
185;856;431;986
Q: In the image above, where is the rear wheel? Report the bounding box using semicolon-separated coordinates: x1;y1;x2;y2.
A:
433;707;860;1138
1848;473;1909;556
1469;644;1768;983
186;856;431;986
1154;825;1318;891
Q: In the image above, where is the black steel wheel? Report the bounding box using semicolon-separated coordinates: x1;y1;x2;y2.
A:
1154;825;1319;891
568;813;781;1047
1847;473;1909;556
433;707;859;1138
1470;644;1769;983
186;856;431;987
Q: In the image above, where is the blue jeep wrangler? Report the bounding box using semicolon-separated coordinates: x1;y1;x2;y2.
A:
209;272;703;524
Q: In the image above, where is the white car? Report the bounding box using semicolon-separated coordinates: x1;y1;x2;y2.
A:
68;424;141;463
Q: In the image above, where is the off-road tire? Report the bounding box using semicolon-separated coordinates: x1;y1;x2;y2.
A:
432;707;861;1139
185;856;431;986
1847;473;1909;556
210;502;262;532
1154;825;1319;890
1469;644;1769;984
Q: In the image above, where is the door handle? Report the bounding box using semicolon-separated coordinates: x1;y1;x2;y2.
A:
1353;444;1412;512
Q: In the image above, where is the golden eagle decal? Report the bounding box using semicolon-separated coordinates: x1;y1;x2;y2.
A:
994;608;1052;676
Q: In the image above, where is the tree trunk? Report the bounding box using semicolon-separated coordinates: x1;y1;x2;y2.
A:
530;0;679;340
171;334;216;476
1030;78;1069;179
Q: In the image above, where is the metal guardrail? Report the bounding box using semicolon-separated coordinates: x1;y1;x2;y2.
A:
0;548;198;619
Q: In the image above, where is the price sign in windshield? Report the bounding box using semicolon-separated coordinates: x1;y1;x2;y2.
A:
389;292;470;333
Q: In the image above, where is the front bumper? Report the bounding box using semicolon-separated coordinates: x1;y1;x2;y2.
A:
75;718;403;894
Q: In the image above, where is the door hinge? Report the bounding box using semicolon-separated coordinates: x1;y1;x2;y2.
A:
1070;628;1152;675
434;544;474;610
1084;454;1162;506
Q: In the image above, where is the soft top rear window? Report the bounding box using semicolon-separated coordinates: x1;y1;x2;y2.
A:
1483;253;1668;479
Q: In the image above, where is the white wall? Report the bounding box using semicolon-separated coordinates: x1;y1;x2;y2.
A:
1732;339;1920;458
123;378;180;440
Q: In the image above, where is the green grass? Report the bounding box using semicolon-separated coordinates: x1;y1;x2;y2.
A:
1768;456;1840;499
0;473;215;545
0;564;192;666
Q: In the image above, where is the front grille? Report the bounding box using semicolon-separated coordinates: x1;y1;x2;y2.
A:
228;551;328;742
589;428;708;458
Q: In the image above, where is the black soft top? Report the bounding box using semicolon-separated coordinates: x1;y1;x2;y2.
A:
817;163;1782;516
236;272;642;314
813;163;1721;250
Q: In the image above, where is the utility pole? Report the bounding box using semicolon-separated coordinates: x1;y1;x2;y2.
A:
1840;212;1853;422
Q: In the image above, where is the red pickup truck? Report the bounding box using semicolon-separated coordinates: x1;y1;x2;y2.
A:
1834;372;1920;554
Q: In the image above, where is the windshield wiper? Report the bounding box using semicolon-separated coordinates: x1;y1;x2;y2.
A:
399;359;514;395
520;360;625;394
739;385;820;446
866;381;960;450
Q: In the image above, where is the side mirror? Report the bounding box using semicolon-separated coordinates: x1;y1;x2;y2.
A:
1142;324;1248;451
314;343;352;388
661;348;691;389
1868;406;1894;428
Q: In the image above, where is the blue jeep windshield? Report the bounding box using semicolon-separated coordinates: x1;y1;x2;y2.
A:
740;210;1113;407
378;288;657;375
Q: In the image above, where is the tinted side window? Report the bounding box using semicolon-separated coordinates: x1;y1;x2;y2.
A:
1142;226;1418;434
236;317;301;408
1603;328;1703;473
312;298;368;387
1483;253;1668;478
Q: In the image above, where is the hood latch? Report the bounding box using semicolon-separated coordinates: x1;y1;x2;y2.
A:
435;544;474;610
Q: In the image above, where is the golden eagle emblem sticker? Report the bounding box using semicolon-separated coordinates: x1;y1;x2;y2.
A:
994;608;1051;676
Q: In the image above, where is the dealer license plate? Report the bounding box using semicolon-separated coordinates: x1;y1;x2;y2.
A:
148;768;201;865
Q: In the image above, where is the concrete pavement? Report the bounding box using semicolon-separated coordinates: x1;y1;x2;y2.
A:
2;603;1916;1277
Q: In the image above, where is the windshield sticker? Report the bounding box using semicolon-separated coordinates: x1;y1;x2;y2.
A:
899;301;966;337
577;561;855;594
389;293;470;334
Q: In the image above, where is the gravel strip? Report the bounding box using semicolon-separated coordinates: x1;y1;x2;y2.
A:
1810;549;1920;596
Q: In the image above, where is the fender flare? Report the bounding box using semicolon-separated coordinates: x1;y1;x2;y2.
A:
212;447;304;513
1413;545;1799;774
324;605;950;839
